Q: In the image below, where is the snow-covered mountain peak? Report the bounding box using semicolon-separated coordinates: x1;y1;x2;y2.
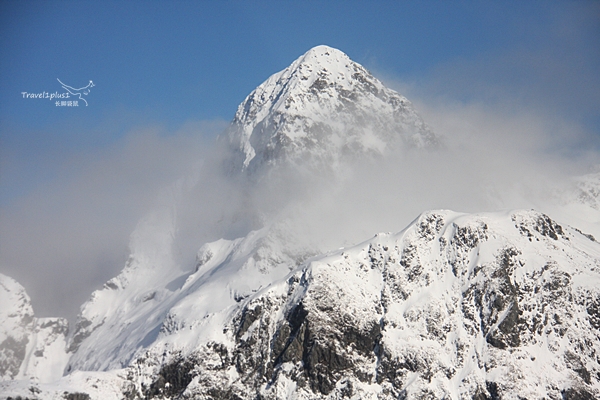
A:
0;273;69;383
225;45;438;173
296;44;345;62
5;44;600;400
265;45;364;97
284;44;352;79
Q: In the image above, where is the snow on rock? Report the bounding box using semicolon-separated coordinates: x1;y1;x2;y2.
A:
3;210;600;399
65;216;315;375
19;318;70;384
0;273;69;384
540;171;600;245
66;205;183;371
224;45;437;174
3;46;600;399
116;209;600;399
0;368;127;400
0;273;34;381
65;45;438;377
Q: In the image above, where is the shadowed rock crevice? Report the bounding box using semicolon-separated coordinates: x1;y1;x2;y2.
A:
129;212;600;399
144;357;195;399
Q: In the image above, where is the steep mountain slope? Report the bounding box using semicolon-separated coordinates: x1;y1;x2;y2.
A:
114;209;599;400
540;171;600;245
62;45;438;375
64;215;313;374
0;274;69;384
2;46;599;400
224;45;437;174
4;209;599;399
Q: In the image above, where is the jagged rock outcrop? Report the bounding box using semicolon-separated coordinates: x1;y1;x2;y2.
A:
2;46;599;400
119;210;600;399
224;45;437;175
0;274;34;381
0;273;69;384
65;45;437;375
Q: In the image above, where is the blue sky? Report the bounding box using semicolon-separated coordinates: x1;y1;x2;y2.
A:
2;1;598;147
1;1;599;319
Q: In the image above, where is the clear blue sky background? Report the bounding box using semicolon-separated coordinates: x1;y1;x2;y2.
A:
1;0;599;319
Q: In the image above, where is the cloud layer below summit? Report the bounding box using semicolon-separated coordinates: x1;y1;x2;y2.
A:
2;48;599;322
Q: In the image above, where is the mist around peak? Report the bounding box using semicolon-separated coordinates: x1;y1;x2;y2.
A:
1;45;598;323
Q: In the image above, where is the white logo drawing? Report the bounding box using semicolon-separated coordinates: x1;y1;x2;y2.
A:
57;79;95;106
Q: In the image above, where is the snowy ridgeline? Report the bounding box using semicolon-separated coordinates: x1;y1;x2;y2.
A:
1;210;600;399
1;46;600;399
224;45;437;174
0;274;69;384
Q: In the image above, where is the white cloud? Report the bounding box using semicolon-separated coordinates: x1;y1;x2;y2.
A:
0;120;227;321
2;8;599;323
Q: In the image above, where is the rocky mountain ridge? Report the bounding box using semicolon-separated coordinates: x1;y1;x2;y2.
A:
1;46;600;400
3;210;600;399
224;45;437;175
0;274;69;384
117;209;600;400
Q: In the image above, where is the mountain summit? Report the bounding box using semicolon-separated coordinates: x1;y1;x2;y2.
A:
2;46;600;400
225;45;437;173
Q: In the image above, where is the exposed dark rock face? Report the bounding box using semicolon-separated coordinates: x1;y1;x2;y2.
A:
268;302;381;395
512;211;567;241
0;336;28;379
145;357;195;399
561;387;595;400
67;319;94;354
224;45;437;176
478;246;523;350
126;210;600;399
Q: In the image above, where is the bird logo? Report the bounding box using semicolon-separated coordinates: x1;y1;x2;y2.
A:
57;79;95;106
